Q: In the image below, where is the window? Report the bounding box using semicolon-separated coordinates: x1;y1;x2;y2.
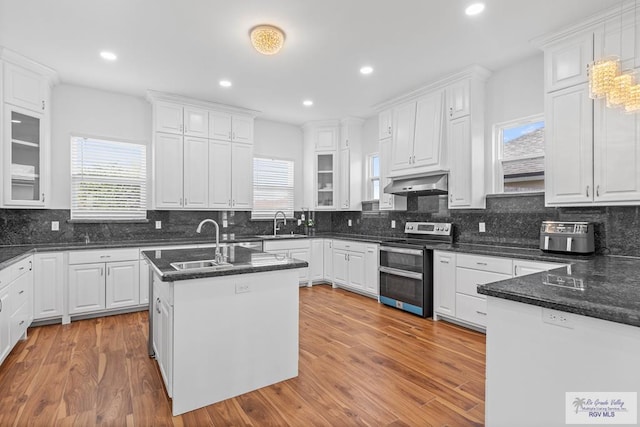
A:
70;136;147;221
494;115;545;193
367;153;380;200
252;157;295;220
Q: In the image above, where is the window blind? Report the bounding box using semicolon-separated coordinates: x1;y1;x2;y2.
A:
252;157;294;220
71;136;147;220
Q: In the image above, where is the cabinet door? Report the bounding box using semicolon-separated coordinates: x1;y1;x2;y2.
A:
231;142;253;209
332;249;349;285
152;279;162;359
139;260;150;305
209;140;232;209
315;127;338;150
447;80;470;119
323;240;333;281
155;133;184;208
545;33;593;92
347;250;366;291
289;248;310;282
105;261;140;309
231;116;254;144
364;245;379;296
4;105;45;206
68;263;105;314
433;251;456;317
183;137;209;208
183;107;208;138
316;152;336;209
339;148;350;209
545;84;593;205
310;239;324;282
378;110;393;140
4;63;47;113
413;91;444;168
209;111;232;141
33;253;63;320
593;99;640;203
448;116;472;207
391;102;416;171
0;287;10;363
155;102;183;134
159;298;173;396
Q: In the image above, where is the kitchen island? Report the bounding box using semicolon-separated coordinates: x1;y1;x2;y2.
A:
478;257;640;426
142;245;307;416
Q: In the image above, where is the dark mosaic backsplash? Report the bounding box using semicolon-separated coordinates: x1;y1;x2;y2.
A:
1;193;639;256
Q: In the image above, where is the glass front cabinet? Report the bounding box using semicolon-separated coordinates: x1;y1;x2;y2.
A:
1;55;54;208
315;152;336;209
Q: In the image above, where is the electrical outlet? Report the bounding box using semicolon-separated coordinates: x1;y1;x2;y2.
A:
235;283;251;294
479;222;486;233
155;221;162;229
223;219;228;228
297;219;302;226
348;219;352;227
51;221;59;231
391;220;396;228
542;308;574;329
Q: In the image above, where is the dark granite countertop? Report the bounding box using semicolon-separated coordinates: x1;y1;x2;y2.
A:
431;242;595;264
478;256;640;328
142;246;308;282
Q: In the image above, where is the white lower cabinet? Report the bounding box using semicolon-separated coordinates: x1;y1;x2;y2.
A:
331;240;378;297
139;258;150;305
434;251;567;330
364;244;379;296
0;255;34;366
68;248;140;315
309;239;324;282
33;252;64;320
263;239;311;285
323;239;333;281
0;285;11;364
152;275;173;396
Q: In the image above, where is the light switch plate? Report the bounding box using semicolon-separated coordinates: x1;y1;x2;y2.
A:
51;221;59;231
391;220;396;228
297;219;302;226
348;219;352;227
223;219;228;228
155;221;162;229
479;222;486;232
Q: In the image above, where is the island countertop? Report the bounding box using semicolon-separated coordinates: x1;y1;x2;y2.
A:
142;246;308;282
477;255;640;328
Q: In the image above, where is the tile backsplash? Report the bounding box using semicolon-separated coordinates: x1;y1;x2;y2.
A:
1;193;639;256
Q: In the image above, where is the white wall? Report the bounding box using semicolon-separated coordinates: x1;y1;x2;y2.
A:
252;119;304;208
50;84;152;209
484;53;544;193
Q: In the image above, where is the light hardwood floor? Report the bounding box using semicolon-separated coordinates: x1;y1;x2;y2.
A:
0;285;486;426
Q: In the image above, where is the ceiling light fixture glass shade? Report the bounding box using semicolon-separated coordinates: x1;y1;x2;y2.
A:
250;25;285;55
588;57;620;98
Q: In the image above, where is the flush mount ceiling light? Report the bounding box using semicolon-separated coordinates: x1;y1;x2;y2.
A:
100;51;117;61
219;80;232;88
360;65;374;75
465;3;485;16
303;100;313;107
250;25;285;55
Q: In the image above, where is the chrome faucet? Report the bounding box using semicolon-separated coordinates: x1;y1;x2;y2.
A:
273;211;287;236
196;219;223;263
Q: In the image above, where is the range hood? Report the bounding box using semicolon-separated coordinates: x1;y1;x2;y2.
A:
383;174;448;196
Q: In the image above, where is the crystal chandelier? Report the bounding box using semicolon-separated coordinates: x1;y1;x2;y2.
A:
250;25;285;55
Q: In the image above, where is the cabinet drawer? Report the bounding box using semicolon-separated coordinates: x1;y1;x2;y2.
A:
332;240;365;252
456;267;511;298
11;257;33;281
10;299;32;345
11;279;30;314
263;239;310;251
154;274;173;306
456;253;512;275
69;248;139;265
455;293;487;327
0;268;11;291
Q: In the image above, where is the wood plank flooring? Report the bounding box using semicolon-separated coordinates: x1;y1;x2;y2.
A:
0;285;486;426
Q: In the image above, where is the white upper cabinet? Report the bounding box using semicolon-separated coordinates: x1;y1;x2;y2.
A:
378;109;393;140
4;62;49;113
314;126;338;150
183;107;208;138
390;101;417;172
230;142;253;209
183;137;209;208
446;80;469;119
154;133;185;208
544;32;593;92
339;148;350;209
209;112;254;143
448;116;473;207
379;138;407;211
155;101;208;137
209;139;232;209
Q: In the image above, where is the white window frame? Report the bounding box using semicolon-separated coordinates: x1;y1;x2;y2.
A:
492;114;545;194
251;156;295;220
367;152;380;201
70;135;147;221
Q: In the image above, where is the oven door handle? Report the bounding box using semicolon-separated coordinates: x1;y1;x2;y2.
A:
379;266;423;281
379;246;424;256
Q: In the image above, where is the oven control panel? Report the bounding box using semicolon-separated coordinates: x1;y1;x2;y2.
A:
404;221;452;236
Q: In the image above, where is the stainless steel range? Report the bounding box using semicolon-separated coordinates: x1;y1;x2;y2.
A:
379;222;453;317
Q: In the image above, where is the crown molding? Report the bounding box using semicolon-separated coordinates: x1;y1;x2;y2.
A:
146;90;261;117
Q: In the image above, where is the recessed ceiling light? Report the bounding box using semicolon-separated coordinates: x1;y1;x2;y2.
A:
360;66;374;75
100;51;117;61
303;100;313;107
465;3;485;16
219;80;232;88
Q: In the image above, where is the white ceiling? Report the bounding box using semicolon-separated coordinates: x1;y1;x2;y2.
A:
0;0;621;125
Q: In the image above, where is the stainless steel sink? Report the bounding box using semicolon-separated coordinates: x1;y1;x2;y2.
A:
170;259;233;271
257;234;307;239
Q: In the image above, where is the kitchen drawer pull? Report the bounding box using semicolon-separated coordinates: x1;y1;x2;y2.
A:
18;266;25;271
476;262;488;266
596;185;600;197
156;298;161;314
586;185;590;197
18;290;24;295
100;255;111;259
476;310;487;316
19;320;25;325
440;259;449;264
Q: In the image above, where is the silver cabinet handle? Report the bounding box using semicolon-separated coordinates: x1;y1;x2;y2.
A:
42;100;45;110
449;194;453;203
388;125;391;135
476;311;487;316
449;107;453;117
476;262;488;266
596;185;600;197
586;186;590;197
100;255;111;259
42;193;45;202
156;297;161;314
514;265;518;276
19;266;24;271
412;155;416;163
18;290;24;295
440;259;449;264
29;261;32;271
409;155;412;164
19;320;25;326
232;199;235;206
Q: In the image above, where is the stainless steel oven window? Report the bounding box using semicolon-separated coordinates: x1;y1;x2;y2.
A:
379;246;424;274
379;270;424;307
